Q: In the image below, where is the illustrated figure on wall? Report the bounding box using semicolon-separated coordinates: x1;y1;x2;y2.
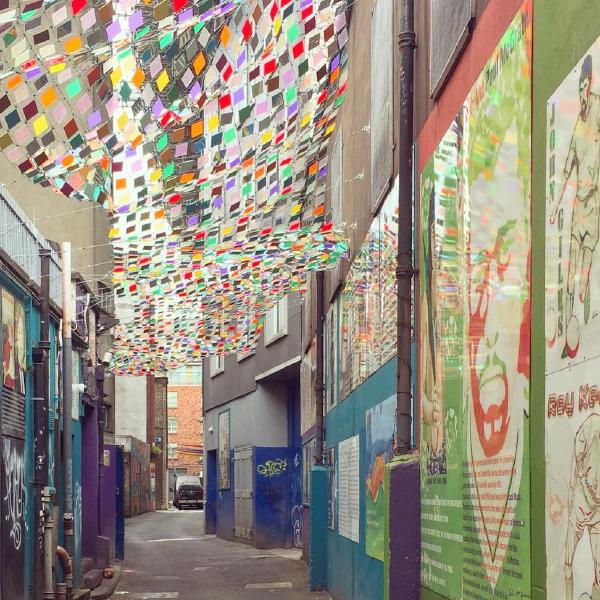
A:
564;413;600;600
421;175;446;475
15;302;25;395
549;55;600;358
2;290;17;389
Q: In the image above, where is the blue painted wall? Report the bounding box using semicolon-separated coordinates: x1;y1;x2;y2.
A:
325;358;396;600
253;446;294;548
204;450;217;534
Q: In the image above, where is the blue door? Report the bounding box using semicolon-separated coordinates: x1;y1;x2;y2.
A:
115;446;125;560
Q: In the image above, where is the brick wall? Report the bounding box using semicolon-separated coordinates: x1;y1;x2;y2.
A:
154;377;168;509
168;384;203;476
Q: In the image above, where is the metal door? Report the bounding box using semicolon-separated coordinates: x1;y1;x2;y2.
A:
115;446;125;560
233;446;253;540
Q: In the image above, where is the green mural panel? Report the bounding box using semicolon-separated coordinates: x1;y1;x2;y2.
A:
419;3;532;598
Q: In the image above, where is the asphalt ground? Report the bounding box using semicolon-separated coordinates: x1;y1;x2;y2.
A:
112;509;331;600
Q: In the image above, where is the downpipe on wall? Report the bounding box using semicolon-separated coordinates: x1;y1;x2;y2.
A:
315;271;325;465
395;0;417;456
61;242;74;599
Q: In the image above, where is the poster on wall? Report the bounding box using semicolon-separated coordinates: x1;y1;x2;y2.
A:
300;339;316;435
419;2;532;598
545;34;600;600
327;447;336;530
365;395;395;561
338;434;359;543
218;410;230;490
2;289;16;389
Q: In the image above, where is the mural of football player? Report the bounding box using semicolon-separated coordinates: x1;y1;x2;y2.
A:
420;176;446;475
549;55;600;358
564;413;600;600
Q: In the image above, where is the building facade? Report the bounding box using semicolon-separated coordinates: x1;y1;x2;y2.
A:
167;364;203;481
203;294;303;548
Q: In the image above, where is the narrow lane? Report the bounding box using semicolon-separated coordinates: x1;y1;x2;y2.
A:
114;510;331;600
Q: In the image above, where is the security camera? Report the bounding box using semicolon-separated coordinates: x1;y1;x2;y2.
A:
208;426;214;434
102;351;113;366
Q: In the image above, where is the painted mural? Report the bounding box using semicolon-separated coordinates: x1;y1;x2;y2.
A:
365;394;395;561
218;409;230;490
545;35;600;600
419;3;532;598
2;289;16;389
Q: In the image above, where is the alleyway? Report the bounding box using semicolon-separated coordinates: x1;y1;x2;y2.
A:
114;511;331;600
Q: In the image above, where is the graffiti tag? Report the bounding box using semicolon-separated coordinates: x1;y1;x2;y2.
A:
257;458;287;477
3;438;25;551
291;505;303;547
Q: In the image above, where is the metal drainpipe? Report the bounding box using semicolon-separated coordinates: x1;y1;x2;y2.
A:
395;0;417;454
40;249;54;599
33;346;46;598
61;242;74;598
97;363;105;540
315;271;325;465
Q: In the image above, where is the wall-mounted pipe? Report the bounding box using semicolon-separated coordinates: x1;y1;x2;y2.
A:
56;546;72;600
61;242;74;574
43;500;54;600
315;271;325;464
395;0;417;455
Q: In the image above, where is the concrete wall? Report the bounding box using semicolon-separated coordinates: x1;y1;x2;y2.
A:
153;377;168;510
115;376;147;443
204;382;289;452
0;155;113;297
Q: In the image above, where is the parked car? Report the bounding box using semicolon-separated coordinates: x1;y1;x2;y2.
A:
173;482;204;510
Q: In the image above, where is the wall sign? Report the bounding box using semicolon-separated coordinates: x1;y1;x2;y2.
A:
338;434;359;543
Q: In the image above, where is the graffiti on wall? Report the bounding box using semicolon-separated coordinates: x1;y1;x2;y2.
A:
2;437;25;551
545;34;600;600
365;395;395;561
257;458;287;477
419;3;532;598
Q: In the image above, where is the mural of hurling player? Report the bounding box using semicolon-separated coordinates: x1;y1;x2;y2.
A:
421;177;446;475
564;413;600;600
549;55;600;358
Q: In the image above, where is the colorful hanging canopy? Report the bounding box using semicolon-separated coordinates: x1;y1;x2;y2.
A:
0;0;349;374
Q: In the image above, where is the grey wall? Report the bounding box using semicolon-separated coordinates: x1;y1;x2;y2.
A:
204;382;289;452
115;376;147;443
0;154;113;296
203;293;302;412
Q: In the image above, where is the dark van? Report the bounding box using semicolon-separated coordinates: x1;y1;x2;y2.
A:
174;483;204;510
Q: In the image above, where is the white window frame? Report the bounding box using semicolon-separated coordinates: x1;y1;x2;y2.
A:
210;354;224;377
168;417;178;433
167;443;178;460
167;391;178;408
265;295;288;345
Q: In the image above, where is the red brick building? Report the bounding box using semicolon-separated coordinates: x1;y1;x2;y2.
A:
167;364;203;479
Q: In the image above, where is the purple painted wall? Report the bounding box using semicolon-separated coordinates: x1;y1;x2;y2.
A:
100;445;117;559
81;402;100;560
389;459;420;600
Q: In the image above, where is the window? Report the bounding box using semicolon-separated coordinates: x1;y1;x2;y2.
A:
430;0;475;96
103;404;112;431
168;417;178;433
167;391;178;408
265;296;288;345
370;0;393;212
170;364;202;384
167;443;177;460
210;355;224;377
97;282;113;313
